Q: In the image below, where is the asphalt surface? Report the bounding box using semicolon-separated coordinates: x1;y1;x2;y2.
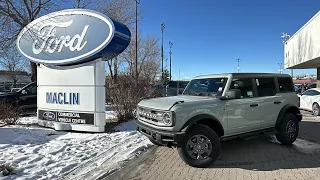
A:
107;111;320;180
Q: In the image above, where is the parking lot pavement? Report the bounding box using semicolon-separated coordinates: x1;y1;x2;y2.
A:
108;111;320;180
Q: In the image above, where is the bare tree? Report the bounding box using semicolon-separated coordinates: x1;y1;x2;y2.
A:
68;0;92;8
119;34;161;83
0;0;58;82
97;0;142;83
0;47;28;87
98;0;140;27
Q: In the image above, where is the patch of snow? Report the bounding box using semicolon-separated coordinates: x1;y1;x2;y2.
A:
0;117;152;180
105;111;116;120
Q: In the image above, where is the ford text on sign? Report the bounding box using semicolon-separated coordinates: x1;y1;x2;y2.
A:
16;9;131;66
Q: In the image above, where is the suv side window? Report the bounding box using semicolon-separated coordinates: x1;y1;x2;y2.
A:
256;78;276;97
278;77;294;92
230;78;254;98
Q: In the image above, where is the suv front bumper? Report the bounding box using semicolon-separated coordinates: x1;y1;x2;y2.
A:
136;120;185;145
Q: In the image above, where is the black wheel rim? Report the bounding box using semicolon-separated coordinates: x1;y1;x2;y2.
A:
286;120;297;138
186;135;213;160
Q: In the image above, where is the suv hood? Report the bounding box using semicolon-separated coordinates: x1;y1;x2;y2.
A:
138;95;213;110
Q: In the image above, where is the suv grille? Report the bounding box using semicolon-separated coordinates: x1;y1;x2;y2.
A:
137;107;164;125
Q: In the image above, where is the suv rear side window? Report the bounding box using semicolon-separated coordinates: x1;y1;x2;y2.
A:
278;77;294;92
256;78;276;97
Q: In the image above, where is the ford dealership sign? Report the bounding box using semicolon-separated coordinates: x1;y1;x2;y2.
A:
17;9;131;66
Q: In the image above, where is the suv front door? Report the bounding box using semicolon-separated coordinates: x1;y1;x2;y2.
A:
226;77;262;135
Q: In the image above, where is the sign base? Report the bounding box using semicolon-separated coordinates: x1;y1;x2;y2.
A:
37;59;106;133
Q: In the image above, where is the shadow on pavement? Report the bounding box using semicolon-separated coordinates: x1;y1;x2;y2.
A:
210;120;320;171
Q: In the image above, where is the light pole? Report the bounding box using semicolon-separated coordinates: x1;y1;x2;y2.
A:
169;41;173;81
134;0;140;83
281;32;292;77
278;63;283;74
236;58;240;72
177;69;180;95
161;22;165;79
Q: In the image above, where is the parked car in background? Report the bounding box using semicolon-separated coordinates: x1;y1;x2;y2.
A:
307;83;317;90
298;88;320;115
0;82;37;113
294;84;302;93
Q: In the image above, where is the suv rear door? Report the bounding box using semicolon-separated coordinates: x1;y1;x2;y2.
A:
253;76;280;128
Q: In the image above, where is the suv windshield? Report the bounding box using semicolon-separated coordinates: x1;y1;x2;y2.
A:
183;78;228;96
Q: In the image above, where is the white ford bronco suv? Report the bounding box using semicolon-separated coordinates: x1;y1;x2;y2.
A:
136;73;302;168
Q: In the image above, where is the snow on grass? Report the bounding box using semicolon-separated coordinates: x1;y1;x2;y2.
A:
0;116;152;180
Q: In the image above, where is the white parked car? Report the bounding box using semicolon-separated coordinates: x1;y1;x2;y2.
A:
298;88;320;115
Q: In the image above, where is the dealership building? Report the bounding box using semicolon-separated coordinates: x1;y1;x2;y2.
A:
284;11;320;86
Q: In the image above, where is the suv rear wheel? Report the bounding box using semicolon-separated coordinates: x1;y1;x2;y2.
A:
276;113;299;145
177;124;221;168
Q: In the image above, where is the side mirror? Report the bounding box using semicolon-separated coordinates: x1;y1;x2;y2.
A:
225;89;241;99
21;90;27;95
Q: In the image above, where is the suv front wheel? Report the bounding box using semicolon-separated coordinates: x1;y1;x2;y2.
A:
276;113;299;145
177;124;221;168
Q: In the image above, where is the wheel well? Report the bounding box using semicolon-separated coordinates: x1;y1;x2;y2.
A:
284;106;302;122
195;118;224;137
312;102;319;106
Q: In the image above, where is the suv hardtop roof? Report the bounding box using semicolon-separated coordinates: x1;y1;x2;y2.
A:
194;73;292;79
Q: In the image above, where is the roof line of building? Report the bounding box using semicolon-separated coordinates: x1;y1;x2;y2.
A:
286;11;320;44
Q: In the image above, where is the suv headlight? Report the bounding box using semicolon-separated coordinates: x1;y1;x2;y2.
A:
161;111;175;126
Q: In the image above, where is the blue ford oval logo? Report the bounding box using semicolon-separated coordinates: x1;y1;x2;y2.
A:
16;9;131;66
43;112;56;121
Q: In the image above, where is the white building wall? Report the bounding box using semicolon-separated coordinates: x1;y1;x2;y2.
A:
284;11;320;69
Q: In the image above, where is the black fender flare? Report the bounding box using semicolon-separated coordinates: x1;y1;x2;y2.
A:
179;114;224;134
275;104;302;127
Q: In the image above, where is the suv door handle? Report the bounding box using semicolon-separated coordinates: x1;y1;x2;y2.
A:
250;104;259;107
274;101;281;104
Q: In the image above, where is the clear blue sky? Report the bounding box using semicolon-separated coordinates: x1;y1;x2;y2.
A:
139;0;320;80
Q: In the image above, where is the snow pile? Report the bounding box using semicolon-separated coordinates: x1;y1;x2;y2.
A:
0;116;152;180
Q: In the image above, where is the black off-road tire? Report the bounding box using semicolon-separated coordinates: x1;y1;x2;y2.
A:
276;113;299;145
177;124;221;168
312;103;320;116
